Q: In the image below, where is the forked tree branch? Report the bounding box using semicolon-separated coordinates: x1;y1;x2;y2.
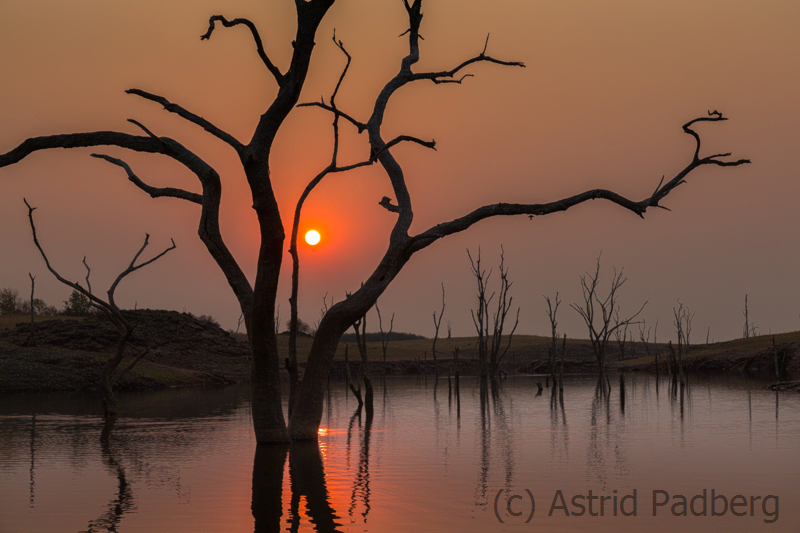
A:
200;15;284;85
409;43;525;85
23;199;176;314
107;234;177;309
297;101;367;132
126;89;244;152
371;135;436;162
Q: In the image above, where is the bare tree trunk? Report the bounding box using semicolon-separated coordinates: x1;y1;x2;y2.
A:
377;302;394;376
544;293;560;387
26;273;35;347
431;283;445;377
353;315;374;421
100;328;134;416
344;345;363;410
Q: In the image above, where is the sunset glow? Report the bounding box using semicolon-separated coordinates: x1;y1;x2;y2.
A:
1;0;798;340
305;230;321;246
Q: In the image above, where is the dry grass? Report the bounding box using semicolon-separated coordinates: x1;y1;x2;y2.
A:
232;333;595;363
613;331;800;366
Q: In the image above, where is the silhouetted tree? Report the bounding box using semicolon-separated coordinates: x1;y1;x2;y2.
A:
571;257;646;374
431;284;445;377
376;302;394;374
0;1;749;442
742;294;758;338
469;247;519;378
352;313;374;421
544;292;561;387
24;199;176;415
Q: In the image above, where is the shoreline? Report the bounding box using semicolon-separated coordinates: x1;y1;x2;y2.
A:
1;312;798;393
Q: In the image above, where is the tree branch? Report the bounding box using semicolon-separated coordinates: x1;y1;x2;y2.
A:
90;154;202;204
24;199;115;316
370;135;436;162
200;15;284;85
126;89;244;152
297;101;367;132
1;130;254;329
410;53;525;84
107;234;177;309
408;114;750;254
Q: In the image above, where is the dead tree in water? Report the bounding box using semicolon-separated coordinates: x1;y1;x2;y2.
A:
469;247;520;378
343;345;363;411
376;302;394;375
673;300;694;357
353;314;374;419
25;273;36;347
614;309;633;361
24;199;175;415
543;292;561;388
672;300;693;385
640;320;660;381
571;256;645;374
431;283;446;377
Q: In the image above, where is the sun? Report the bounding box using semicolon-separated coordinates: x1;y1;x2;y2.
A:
305;229;321;246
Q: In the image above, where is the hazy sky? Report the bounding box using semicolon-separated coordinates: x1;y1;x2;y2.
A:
2;0;799;343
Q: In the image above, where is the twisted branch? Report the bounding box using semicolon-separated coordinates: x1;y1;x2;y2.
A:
200;15;284;85
408;112;750;254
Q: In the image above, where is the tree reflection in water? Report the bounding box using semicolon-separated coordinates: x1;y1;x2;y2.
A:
82;415;136;533
251;440;345;533
347;410;372;522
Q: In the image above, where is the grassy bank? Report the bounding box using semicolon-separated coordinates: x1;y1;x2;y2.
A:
2;312;797;392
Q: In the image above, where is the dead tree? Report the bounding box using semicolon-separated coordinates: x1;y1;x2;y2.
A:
431;283;446;377
613;309;632;361
343;345;363;411
570;256;646;374
639;319;660;379
376;302;394;375
673;300;694;362
0;1;749;442
469;247;520;378
742;294;758;338
24;199;175;415
25;273;36;347
543;292;561;387
352;313;374;420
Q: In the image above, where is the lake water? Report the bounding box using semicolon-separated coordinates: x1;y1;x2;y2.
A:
1;373;798;532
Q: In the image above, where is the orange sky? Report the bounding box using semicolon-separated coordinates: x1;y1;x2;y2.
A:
2;0;799;342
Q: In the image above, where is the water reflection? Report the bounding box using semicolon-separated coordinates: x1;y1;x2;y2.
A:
3;376;800;532
83;415;136;533
347;413;371;522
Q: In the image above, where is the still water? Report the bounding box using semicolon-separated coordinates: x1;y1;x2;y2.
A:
1;374;798;532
